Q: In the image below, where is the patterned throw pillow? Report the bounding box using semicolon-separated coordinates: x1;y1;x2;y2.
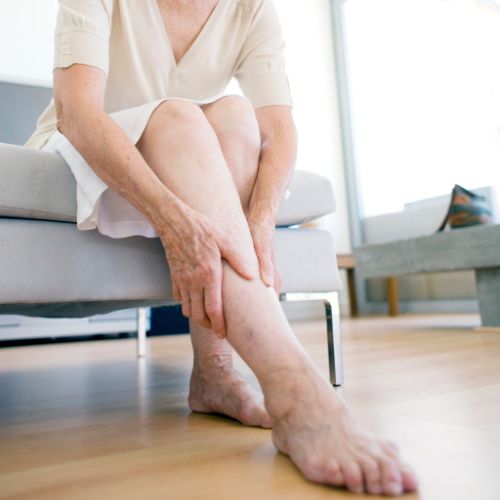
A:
437;185;493;232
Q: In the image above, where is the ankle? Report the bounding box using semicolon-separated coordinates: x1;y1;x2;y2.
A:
193;352;233;373
260;357;316;391
261;363;344;419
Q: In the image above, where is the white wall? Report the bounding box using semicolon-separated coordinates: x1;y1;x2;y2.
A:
0;0;57;87
274;0;351;255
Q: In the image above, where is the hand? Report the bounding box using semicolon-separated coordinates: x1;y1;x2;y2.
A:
248;218;281;297
157;204;254;338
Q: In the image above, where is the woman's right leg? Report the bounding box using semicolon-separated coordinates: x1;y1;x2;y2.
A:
136;99;418;496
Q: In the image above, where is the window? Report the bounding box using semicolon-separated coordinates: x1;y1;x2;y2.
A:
0;0;57;87
342;0;500;216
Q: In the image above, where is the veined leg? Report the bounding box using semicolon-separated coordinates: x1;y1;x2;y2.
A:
188;319;271;428
188;96;271;427
136;99;418;496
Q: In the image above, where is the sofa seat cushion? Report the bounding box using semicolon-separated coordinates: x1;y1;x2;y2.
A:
0;143;336;227
0;218;342;317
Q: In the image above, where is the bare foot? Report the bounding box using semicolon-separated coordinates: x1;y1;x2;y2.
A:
264;365;419;496
188;355;272;428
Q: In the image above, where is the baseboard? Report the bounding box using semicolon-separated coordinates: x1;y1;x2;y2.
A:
361;299;479;314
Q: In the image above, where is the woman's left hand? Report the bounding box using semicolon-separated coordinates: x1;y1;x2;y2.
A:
248;218;281;297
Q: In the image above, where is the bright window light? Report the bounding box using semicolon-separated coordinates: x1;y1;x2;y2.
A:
343;0;500;216
0;0;57;87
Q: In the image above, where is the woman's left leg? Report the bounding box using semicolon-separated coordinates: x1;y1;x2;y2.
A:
187;96;271;428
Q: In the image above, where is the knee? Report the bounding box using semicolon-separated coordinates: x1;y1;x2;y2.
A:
151;99;209;133
210;96;261;155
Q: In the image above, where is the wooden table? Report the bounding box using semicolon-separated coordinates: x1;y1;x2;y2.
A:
337;254;400;317
354;224;500;327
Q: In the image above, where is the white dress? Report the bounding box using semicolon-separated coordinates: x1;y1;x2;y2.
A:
41;95;235;239
31;0;292;240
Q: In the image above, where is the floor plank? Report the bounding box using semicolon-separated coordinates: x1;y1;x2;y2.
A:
1;313;499;499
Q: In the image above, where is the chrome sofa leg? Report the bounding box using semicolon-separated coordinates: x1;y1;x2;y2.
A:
136;307;147;358
280;292;344;387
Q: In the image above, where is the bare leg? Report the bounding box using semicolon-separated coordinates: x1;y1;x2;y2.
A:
187;97;271;427
188;320;272;428
201;96;261;215
136;99;418;496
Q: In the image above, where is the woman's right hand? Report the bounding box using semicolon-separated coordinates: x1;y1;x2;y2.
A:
157;204;255;338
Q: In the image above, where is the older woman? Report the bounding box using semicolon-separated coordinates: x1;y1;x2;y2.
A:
26;0;417;495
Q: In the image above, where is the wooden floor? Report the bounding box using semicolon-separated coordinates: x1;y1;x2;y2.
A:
1;313;500;500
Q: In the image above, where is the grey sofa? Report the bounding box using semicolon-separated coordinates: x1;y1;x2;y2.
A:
0;143;344;385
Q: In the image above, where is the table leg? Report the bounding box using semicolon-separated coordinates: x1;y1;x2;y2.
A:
475;268;500;327
346;269;358;317
387;276;399;316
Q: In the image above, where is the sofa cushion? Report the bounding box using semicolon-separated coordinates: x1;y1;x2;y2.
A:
0;218;342;317
0;143;336;226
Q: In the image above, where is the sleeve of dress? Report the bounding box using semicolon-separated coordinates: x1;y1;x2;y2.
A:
234;0;293;108
53;0;114;75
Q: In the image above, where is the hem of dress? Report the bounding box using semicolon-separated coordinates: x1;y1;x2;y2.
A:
78;216;160;239
41;93;248;239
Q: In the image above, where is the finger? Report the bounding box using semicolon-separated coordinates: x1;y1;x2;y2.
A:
204;268;225;338
219;238;254;281
274;269;282;297
272;252;281;296
172;278;180;301
190;290;211;329
180;288;191;318
256;246;274;287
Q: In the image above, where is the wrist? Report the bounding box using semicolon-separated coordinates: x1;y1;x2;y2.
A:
248;199;278;227
150;191;187;237
248;210;276;228
248;217;275;231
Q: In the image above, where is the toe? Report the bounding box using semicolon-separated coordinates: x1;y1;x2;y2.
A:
380;439;401;459
323;459;344;487
301;456;327;484
360;456;382;495
342;461;364;494
379;456;403;496
380;440;418;493
400;463;419;492
256;406;273;429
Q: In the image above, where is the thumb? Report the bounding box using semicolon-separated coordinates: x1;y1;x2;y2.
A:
219;236;255;281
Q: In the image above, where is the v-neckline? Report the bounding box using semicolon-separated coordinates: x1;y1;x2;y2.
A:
153;0;223;69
